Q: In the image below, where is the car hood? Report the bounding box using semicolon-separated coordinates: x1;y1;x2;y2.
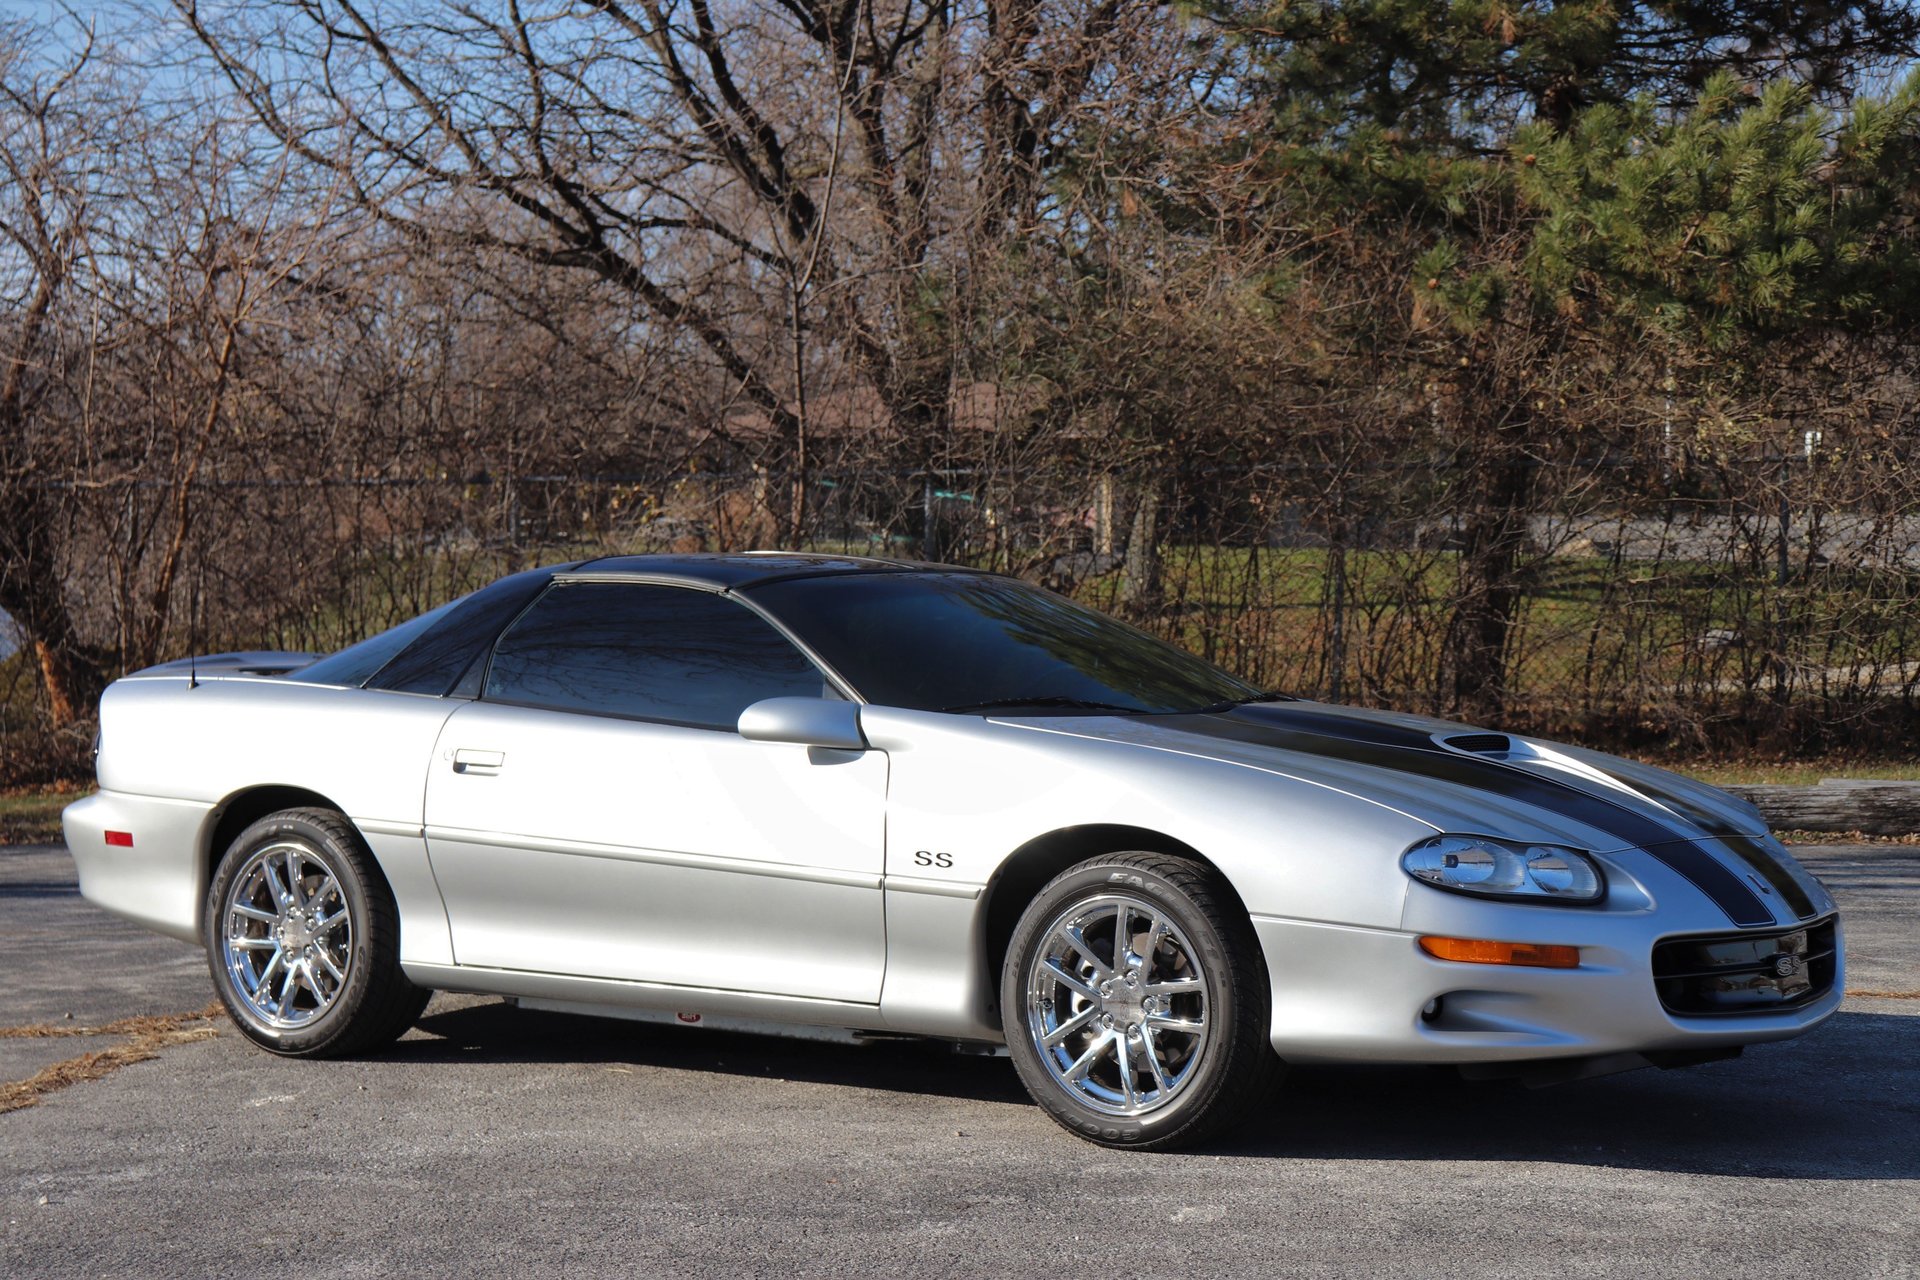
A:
1004;699;1830;930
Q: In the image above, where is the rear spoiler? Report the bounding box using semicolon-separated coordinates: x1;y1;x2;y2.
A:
129;651;322;679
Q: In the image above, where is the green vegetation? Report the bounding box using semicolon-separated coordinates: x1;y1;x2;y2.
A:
0;788;85;846
1657;761;1920;788
1041;543;1920;720
0;648;39;732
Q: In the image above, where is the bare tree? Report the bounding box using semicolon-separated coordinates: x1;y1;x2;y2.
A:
0;26;109;726
172;1;1175;545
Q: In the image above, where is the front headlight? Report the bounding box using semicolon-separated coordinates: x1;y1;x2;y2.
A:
1401;835;1605;903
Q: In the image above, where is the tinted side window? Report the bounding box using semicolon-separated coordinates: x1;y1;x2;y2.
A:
367;566;563;696
285;598;461;688
484;582;827;728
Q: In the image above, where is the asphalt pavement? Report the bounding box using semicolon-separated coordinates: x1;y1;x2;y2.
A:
2;841;1916;1278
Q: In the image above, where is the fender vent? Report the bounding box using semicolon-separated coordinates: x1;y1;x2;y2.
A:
1442;733;1513;754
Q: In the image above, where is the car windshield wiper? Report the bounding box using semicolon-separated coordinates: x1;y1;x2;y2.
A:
1187;691;1295;714
938;695;1141;715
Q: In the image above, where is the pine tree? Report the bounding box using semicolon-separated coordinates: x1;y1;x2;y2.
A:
1205;1;1920;714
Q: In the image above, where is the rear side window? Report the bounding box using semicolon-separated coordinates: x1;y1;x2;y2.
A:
367;566;561;696
285;598;461;688
484;581;828;729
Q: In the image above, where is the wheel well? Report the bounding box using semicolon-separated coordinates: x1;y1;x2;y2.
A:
978;824;1254;1028
200;785;350;925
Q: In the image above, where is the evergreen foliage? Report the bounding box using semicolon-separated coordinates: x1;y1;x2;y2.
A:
1174;1;1920;710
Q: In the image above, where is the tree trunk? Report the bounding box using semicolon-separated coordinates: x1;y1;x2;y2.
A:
34;639;104;727
0;510;106;727
1444;452;1535;719
0;247;103;727
1121;486;1162;607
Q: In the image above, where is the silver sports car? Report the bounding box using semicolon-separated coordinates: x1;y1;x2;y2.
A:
64;553;1840;1148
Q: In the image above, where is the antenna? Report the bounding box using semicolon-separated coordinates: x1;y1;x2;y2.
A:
187;571;200;689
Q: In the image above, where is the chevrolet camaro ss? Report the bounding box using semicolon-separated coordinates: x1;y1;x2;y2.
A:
64;553;1841;1148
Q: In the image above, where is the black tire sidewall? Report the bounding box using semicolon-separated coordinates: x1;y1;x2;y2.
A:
1001;856;1262;1148
204;810;383;1056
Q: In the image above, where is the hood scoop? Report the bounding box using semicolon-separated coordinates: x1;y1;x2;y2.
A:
1440;732;1514;756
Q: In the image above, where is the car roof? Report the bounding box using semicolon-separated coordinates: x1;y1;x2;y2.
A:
560;551;990;590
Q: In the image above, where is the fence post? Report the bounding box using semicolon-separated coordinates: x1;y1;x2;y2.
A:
922;472;936;560
1095;473;1115;555
1121;486;1161;605
1328;541;1346;703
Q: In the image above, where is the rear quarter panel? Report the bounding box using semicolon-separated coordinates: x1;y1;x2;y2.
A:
89;676;460;961
99;677;453;817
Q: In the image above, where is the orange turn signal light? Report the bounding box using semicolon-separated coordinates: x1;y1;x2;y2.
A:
1418;936;1579;969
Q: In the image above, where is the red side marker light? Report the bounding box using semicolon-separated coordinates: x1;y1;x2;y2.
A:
105;830;133;848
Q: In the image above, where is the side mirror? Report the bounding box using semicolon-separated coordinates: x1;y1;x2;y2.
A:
737;697;867;750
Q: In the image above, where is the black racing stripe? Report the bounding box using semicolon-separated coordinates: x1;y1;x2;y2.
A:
1237;706;1447;752
1582;770;1753;838
1176;706;1777;928
1570;766;1821;921
1711;833;1819;920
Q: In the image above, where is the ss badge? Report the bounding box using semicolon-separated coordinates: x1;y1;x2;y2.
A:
913;850;954;869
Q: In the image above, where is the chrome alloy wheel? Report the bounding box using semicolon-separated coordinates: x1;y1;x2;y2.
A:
220;841;354;1030
1023;892;1210;1118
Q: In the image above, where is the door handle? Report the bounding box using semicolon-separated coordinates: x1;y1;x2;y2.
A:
451;748;505;775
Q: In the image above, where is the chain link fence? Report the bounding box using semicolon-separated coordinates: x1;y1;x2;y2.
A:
6;449;1917;787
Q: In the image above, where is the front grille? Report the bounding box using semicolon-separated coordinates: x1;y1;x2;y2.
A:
1652;917;1838;1017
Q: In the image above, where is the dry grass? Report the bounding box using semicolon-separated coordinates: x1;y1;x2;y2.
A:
1778;830;1920;846
1847;989;1920;999
0;1002;224;1040
0;1001;223;1115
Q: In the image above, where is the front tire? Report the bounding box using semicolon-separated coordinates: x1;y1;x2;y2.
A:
1001;853;1282;1149
204;807;429;1057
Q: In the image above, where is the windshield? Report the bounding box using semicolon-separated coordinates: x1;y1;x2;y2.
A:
746;572;1268;714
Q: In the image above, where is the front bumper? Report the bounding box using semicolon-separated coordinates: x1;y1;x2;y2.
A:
1251;907;1843;1066
63;790;214;944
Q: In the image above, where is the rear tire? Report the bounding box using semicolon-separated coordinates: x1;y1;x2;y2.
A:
1001;852;1283;1149
204;807;429;1057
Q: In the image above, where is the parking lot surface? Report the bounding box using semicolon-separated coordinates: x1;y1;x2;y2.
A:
3;841;1916;1278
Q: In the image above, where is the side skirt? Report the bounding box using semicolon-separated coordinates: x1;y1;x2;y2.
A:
509;998;1005;1055
401;961;1005;1054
